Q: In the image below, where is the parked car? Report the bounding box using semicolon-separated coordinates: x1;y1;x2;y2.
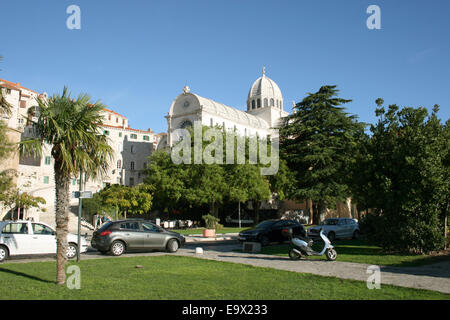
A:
308;218;360;241
0;220;88;263
90;219;186;256
238;219;306;246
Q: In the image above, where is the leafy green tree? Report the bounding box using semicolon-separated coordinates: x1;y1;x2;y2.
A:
82;193;114;220
358;100;448;253
145;125;275;223
279;85;365;224
10;192;46;216
144;150;188;215
98;184;152;219
19;88;113;285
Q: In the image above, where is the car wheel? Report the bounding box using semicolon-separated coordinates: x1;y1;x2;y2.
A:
67;243;78;260
260;235;270;247
325;248;337;261
289;249;301;261
327;231;336;242
166;239;179;253
0;245;9;263
352;230;361;240
110;241;125;256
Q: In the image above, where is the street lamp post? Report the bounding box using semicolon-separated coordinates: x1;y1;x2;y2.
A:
17;191;23;220
77;170;83;262
238;201;241;229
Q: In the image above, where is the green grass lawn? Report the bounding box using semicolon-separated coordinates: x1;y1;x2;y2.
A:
0;255;448;300
258;239;450;267
173;227;247;235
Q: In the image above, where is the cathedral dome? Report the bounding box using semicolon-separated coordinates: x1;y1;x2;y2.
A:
247;68;283;111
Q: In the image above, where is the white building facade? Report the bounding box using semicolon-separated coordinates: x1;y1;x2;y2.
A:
0;79;160;228
159;69;289;149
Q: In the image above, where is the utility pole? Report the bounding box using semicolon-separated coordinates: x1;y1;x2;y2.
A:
238;201;241;229
77;169;83;262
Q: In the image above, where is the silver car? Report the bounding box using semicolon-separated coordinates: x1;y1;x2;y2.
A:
308;218;360;241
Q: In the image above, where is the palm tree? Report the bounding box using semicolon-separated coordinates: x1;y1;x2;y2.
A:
20;87;113;284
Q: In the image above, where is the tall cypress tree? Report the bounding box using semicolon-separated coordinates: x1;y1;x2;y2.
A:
279;85;365;224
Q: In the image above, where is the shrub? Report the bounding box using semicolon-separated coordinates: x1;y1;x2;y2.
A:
202;214;220;229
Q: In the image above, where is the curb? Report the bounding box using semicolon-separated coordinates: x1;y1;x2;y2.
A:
185;233;239;243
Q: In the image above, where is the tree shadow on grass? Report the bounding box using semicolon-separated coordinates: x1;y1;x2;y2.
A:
0;267;55;284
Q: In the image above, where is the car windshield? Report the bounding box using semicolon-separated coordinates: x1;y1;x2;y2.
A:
255;221;276;229
321;219;339;226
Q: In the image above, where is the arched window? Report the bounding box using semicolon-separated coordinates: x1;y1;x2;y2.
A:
270;98;274;107
257;99;261;108
251;100;255;109
264;98;268;107
180;120;193;129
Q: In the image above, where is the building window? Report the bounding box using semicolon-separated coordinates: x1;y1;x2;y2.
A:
257;99;261;108
251;100;255;109
119;132;122;137
117;160;121;169
44;156;51;165
72;178;76;186
180;120;192;129
130;161;135;170
270;98;274;107
130;134;137;139
6;89;11;95
108;114;111;120
264;98;268;107
103;130;109;136
116;117;118;123
143;162;147;169
43;176;49;184
143;135;149;141
130;145;135;153
129;177;134;187
18;118;23;125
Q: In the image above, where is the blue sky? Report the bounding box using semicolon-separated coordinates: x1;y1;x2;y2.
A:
1;0;449;133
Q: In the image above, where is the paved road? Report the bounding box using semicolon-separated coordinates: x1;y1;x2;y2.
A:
3;240;450;294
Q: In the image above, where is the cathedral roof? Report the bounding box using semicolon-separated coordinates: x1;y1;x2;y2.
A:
194;94;270;129
169;92;270;130
247;72;283;101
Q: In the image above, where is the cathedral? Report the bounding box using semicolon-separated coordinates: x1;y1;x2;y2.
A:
158;68;289;149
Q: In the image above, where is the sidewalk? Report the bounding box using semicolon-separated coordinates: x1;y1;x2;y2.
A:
174;245;450;294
